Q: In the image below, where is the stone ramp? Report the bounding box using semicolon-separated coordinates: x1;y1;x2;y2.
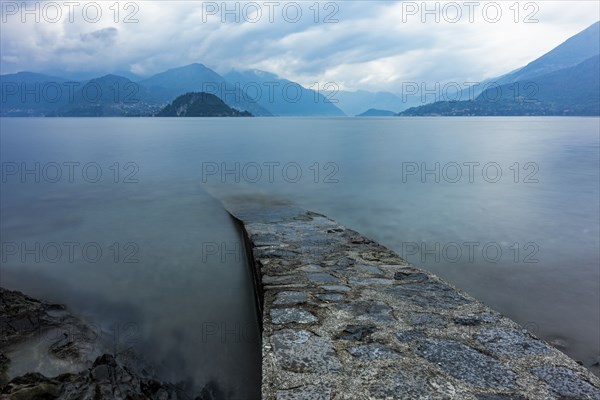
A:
223;198;600;400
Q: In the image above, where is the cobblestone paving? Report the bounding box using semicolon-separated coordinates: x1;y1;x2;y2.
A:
225;201;600;400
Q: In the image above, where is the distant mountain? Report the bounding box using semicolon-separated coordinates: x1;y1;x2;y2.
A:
330;90;413;116
460;21;600;100
141;63;223;92
60;74;168;117
224;69;345;116
3;22;598;119
499;21;600;85
399;55;600;116
44;69;142;82
1;65;270;117
0;72;167;117
357;108;396;116
0;71;68;84
0;72;71;116
157;92;252;117
142;64;271;116
401;21;600;117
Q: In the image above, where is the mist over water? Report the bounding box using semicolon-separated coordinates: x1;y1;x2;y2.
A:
1;117;599;391
1;118;263;397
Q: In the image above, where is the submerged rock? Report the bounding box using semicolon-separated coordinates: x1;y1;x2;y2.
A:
1;288;62;346
0;288;202;400
1;354;183;400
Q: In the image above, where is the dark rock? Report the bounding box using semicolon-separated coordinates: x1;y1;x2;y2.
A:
298;236;336;249
385;281;471;309
320;285;350;292
395;330;426;343
359;250;397;262
1;354;184;399
315;293;345;302
271;329;342;373
307;273;340;283
0;353;9;376
407;312;447;328
1;372;64;398
347;277;394;286
0;289;186;400
271;308;317;324
300;264;325;273
347;343;400;360
334;257;355;268
355;265;384;276
0;288;51;345
369;370;448;398
393;271;429;283
250;233;280;246
476;328;550;357
257;248;300;259
49;334;80;359
91;363;113;382
273;291;308;306
454;313;502;326
340;325;375;341
336;301;395;323
416;339;517;389
263;275;303;285
531;366;600;399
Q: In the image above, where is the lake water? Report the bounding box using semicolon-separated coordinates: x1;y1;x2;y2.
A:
1;117;599;396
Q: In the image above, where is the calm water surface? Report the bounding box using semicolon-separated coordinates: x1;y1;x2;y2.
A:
1;117;599;395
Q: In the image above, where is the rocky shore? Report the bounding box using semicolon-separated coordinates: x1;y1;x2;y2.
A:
221;199;600;400
0;288;201;399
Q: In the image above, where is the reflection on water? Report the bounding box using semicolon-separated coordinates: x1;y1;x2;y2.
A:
1;117;599;385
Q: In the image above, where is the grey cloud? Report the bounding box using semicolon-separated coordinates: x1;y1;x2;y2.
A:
80;27;118;44
0;1;598;92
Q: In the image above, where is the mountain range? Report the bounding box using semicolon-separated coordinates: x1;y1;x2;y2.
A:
494;21;599;86
1;21;598;117
400;21;600;116
224;69;344;116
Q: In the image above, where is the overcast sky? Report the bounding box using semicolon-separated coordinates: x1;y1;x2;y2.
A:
1;1;598;92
